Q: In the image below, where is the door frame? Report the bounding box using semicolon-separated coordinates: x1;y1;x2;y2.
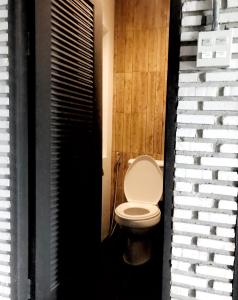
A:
161;1;181;300
9;0;30;299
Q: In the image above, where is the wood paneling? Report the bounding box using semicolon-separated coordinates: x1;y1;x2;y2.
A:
112;0;170;205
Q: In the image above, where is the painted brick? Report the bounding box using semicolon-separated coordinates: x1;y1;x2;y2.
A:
174;195;214;208
0;145;9;153
213;281;232;293
199;184;238;197
197;238;235;252
179;73;200;83
0;72;8;80
198;211;236;225
177;101;198;110
175;155;194;164
171;273;208;288
223;116;238;125
0;179;9;188
175;168;212;180
196;290;232;300
218;171;238;181
203;101;238;111
0;85;9;94
175;181;193;192
196;265;234;279
178;87;195;97
0;109;8;117
173;235;193;245
181;31;199;42
0;33;7;43
176;142;214;152
220;144;238;154
0;222;10;230
0;10;7;19
232;43;238;53
172;1;238;296
220;12;238;23
174;209;193;219
205;71;238;82
214;254;235;266
179;87;218;97
0;22;7;31
0;58;9;67
0;97;9;105
0;0;8;5
203;129;238;140
182;15;202;27
0;133;9;141
171;260;191;272
0;121;9;129
218;200;237;211
0;167;9;176
216;227;236;239
173;222;210;235
201;157;238;167
224;86;238;96
171;285;189;297
0;201;10;209
172;247;209;262
227;0;238;8
176;128;198;138
177;114;216;125
0;211;9;220
182;1;211;12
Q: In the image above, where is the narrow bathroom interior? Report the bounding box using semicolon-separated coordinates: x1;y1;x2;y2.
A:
100;0;170;299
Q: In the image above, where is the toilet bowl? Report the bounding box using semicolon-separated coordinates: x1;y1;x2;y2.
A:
114;155;163;266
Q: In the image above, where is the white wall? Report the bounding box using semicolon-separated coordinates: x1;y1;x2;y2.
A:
101;0;115;240
171;1;238;299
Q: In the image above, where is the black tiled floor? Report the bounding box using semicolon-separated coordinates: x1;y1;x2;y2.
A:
99;226;163;300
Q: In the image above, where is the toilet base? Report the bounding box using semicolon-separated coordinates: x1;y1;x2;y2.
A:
123;234;152;266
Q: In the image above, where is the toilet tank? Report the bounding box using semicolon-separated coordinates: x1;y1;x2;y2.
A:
128;158;164;174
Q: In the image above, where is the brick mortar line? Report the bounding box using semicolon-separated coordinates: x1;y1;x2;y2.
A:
175;163;238;170
171;268;232;283
179;82;238;87
174;204;237;216
177;124;238;130
174;191;236;201
172;253;234;267
177;110;238;116
171;282;231;296
173;217;236;229
175;177;238;187
176;137;238;143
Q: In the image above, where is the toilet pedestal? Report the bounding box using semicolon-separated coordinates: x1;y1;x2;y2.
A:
123;234;152;266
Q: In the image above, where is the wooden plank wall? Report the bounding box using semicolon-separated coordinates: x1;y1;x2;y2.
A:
112;0;170;206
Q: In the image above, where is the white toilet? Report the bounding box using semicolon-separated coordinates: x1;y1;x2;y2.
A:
115;155;163;266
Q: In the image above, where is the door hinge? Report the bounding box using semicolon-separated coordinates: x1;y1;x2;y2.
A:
27;278;31;300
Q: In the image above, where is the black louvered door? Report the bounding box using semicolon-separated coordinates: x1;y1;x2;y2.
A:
33;1;102;299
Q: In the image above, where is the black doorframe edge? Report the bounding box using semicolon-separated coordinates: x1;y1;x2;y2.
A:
233;209;238;296
9;0;29;299
161;1;181;300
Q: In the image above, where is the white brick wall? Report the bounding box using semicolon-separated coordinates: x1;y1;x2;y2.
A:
171;1;238;299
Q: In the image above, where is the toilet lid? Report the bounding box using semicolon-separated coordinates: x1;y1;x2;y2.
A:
124;155;163;204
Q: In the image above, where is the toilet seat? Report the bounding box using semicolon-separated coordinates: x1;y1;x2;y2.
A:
115;203;161;229
115;202;160;220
